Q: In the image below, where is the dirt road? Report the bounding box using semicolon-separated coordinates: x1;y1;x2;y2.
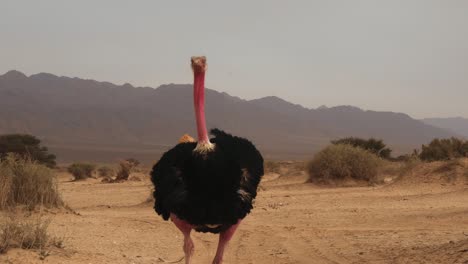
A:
1;167;467;264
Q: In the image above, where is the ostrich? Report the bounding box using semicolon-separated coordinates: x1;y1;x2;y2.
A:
151;56;264;264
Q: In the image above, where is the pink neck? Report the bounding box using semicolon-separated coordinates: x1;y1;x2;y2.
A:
193;72;209;143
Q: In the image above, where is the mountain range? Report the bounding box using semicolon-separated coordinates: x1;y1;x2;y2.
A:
421;117;468;138
0;70;458;163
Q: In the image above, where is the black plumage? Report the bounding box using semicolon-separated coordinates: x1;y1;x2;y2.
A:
151;128;264;233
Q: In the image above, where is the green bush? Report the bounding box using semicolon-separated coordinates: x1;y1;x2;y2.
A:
331;137;392;159
67;163;95;181
0;134;56;168
420;138;468;161
0;154;63;210
307;144;382;184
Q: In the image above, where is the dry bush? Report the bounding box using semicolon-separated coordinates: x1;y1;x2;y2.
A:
67;163;95;181
111;160;139;182
102;160;138;183
0;165;13;210
97;166;114;178
0;214;62;254
0;154;63;210
307;144;382;184
116;160;132;181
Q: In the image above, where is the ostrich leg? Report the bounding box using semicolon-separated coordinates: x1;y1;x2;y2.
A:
212;221;241;264
170;214;194;264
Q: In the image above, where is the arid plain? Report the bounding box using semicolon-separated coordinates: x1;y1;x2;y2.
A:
1;160;467;264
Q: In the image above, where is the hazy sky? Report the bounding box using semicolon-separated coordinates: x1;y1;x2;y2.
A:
1;0;467;118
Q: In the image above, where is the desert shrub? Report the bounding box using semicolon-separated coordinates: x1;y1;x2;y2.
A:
113;160;136;182
307;144;382;184
0;134;56;168
0;215;62;254
332;137;392;159
67;163;95;181
97;166;114;178
0;154;63;210
420;138;468;161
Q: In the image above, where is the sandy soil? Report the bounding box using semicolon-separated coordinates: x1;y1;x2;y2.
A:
1;163;467;264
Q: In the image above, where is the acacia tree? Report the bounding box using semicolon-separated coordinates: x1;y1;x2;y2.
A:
0;134;56;167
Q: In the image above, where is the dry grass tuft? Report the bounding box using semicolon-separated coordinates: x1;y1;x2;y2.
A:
0;214;62;254
0;154;63;210
307;144;382;185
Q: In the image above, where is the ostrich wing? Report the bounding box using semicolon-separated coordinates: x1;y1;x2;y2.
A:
210;129;264;200
151;142;195;220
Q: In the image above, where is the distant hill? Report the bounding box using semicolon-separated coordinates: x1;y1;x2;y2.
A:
421;117;468;138
0;70;455;163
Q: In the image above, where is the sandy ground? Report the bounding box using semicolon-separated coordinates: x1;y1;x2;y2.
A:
1;163;467;264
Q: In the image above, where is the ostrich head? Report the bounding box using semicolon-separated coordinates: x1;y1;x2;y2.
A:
191;56;207;74
191;56;215;153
